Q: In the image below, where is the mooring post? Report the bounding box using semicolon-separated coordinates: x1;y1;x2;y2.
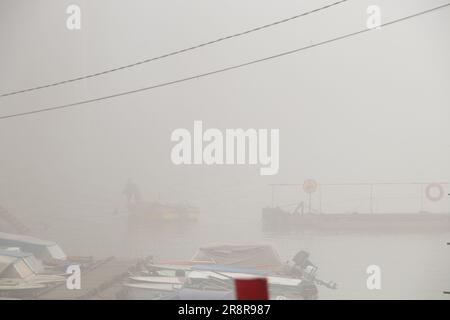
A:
370;184;374;214
319;184;322;214
420;183;424;212
271;185;274;208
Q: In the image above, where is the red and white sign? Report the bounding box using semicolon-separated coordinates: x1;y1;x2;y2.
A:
303;179;318;194
235;278;269;300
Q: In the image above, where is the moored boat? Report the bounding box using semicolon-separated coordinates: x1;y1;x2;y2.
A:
123;244;336;300
263;181;450;233
128;201;200;223
262;207;450;233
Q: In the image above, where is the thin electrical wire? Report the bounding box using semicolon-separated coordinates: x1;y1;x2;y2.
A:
0;3;448;121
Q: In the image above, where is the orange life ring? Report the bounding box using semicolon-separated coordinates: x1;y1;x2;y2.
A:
425;183;444;202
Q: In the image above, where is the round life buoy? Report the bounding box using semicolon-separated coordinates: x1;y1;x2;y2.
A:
425;183;444;202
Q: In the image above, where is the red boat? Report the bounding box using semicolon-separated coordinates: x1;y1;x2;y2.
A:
128;201;200;223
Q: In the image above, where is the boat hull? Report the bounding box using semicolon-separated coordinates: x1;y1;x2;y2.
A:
127;202;200;224
262;207;450;233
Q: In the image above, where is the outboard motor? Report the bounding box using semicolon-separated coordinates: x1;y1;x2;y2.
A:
292;250;338;292
293;250;314;268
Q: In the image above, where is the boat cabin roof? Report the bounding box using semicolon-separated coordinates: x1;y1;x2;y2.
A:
0;249;44;273
0;232;67;260
0;232;55;246
192;244;283;270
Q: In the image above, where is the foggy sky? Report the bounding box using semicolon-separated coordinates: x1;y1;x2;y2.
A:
0;0;449;218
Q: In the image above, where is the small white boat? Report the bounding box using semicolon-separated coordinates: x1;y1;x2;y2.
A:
124;282;181;291
129;276;184;285
187;270;302;287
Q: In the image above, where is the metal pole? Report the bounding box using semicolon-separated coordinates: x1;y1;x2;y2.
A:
420;184;424;213
319;184;322;214
370;184;374;214
309;193;312;214
271;185;274;207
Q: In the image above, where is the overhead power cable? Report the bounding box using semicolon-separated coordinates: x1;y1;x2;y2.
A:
0;0;349;97
0;3;448;121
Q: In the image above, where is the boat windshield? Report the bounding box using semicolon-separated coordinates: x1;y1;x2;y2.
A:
47;245;67;260
13;259;34;279
24;255;44;273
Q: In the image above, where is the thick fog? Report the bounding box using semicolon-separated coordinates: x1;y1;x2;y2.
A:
0;0;449;299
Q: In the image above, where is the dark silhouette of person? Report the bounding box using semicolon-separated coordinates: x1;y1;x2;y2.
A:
123;179;141;204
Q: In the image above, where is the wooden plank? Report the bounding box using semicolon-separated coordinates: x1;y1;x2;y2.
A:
36;257;140;300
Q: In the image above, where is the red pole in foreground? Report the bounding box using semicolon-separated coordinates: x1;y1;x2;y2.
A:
235;278;269;300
